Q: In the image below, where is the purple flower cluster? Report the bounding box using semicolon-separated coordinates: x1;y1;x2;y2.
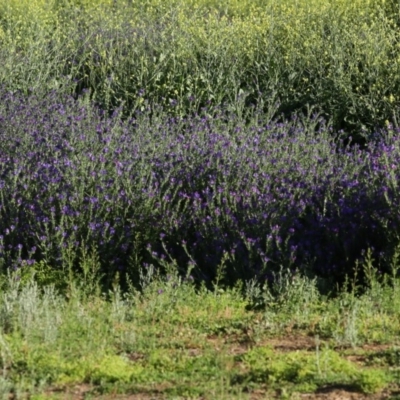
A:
0;88;399;287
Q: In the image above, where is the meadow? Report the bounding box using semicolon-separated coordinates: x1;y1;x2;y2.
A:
1;0;400;398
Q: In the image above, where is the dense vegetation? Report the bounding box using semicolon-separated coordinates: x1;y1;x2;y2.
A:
1;0;400;139
0;0;400;291
2;1;400;398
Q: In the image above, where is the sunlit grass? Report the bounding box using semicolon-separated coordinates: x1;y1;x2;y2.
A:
0;262;400;398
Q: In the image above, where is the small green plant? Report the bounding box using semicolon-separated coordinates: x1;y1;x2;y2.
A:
355;369;388;394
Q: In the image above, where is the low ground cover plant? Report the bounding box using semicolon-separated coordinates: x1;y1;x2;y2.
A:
0;265;399;398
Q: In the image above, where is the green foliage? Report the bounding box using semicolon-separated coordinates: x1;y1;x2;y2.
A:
237;345;388;394
240;346;352;383
0;0;399;138
18;261;66;289
355;369;388;394
0;270;399;397
90;354;145;384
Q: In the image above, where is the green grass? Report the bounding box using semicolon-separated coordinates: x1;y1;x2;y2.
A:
0;263;400;399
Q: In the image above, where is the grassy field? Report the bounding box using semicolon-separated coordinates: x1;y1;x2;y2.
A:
1;0;400;398
1;266;400;399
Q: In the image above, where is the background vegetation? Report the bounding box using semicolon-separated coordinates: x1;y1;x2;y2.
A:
1;0;400;141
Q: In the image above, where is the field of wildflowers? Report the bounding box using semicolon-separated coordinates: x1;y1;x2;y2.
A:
2;87;400;292
0;0;400;290
1;1;400;397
